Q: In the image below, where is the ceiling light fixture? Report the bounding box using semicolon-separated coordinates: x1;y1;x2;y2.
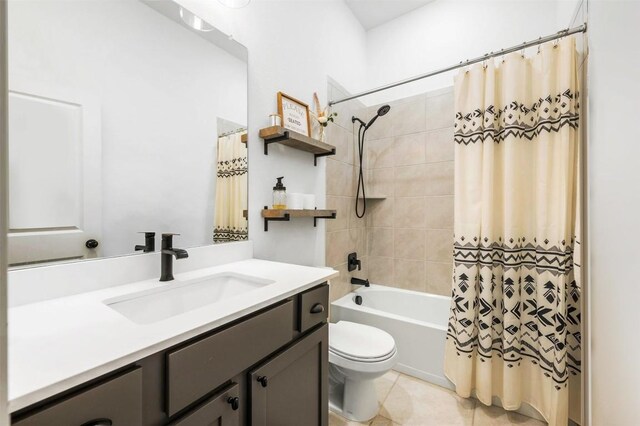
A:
179;7;215;32
217;0;251;9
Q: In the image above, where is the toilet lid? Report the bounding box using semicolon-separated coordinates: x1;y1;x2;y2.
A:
329;321;396;362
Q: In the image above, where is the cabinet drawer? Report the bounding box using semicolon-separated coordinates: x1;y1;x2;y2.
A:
169;383;240;426
13;368;142;426
298;284;329;333
166;300;294;416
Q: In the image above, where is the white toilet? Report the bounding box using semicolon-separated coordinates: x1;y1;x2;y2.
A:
328;321;398;422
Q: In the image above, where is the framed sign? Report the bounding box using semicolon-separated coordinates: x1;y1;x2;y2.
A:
277;92;311;137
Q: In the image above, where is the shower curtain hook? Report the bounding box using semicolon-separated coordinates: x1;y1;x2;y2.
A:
537;36;542;54
500;48;505;63
521;42;526;58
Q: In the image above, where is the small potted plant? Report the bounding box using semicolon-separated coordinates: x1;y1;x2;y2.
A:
310;92;337;142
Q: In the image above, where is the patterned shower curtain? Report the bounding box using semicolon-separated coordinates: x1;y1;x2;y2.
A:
213;132;248;243
444;37;582;425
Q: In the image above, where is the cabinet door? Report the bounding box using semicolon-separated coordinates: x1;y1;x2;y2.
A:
249;324;328;426
169;383;240;426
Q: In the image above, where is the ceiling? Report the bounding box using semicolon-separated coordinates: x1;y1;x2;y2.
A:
345;0;435;30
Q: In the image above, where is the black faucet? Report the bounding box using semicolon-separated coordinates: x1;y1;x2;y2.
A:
347;252;362;272
135;232;156;253
160;233;189;282
351;277;370;287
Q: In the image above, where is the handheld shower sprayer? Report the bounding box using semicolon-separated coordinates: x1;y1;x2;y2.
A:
352;105;391;218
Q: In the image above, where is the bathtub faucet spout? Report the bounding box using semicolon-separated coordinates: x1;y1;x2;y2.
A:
351;277;370;287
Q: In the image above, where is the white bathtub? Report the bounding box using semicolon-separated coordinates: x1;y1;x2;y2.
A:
331;284;454;390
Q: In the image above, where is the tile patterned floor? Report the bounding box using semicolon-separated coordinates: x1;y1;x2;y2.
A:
329;371;547;426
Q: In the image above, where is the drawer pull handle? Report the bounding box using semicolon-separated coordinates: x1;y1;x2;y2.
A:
81;419;112;426
310;303;325;314
257;375;268;387
227;396;240;411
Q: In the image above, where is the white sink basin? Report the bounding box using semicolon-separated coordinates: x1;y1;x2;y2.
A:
104;272;275;324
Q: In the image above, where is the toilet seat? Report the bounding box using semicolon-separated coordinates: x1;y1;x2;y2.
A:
329;321;397;363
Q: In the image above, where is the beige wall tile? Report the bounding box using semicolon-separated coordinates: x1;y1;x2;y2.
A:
369;167;395;197
328;262;351;303
327;124;353;165
395;228;426;260
394;259;426;292
426;261;454;296
425;127;454;163
394;196;426;229
393;133;426;166
366;199;394;228
348;198;368;230
394;164;426;197
368;256;394;285
426;229;453;262
367;137;394;169
328;87;457;298
426;93;455;131
350;227;367;258
368;227;394;257
392;97;427;136
366;105;394;140
326;196;350;232
326;230;350;268
424;161;454;196
425;196;454;230
327;158;354;197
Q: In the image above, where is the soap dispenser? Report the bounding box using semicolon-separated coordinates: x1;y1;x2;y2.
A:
273;176;287;209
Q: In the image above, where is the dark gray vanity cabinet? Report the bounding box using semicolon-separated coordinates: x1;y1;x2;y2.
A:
249;324;328;426
168;383;240;426
11;283;329;426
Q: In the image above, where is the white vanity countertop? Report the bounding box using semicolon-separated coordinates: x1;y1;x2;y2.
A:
8;258;338;412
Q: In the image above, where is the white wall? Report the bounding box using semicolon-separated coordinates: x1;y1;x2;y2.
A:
8;0;247;257
362;0;579;105
588;1;640;424
177;0;368;266
0;1;8;423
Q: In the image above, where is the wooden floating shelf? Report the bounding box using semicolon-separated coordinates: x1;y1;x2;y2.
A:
261;207;337;231
259;126;336;166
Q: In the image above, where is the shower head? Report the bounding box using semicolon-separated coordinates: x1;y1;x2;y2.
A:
377;105;391;116
365;104;391;129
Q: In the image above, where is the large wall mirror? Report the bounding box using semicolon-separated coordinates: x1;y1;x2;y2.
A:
7;0;248;267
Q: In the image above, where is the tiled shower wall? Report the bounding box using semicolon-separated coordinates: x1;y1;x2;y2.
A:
325;80;368;303
325;83;455;301
365;88;455;296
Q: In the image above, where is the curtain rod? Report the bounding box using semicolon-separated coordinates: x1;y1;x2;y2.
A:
329;23;587;106
219;127;247;137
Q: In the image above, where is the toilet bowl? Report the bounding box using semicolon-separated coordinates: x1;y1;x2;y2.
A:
328;321;398;422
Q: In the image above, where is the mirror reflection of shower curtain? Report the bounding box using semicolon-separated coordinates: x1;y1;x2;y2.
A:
213;132;248;243
444;37;582;426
